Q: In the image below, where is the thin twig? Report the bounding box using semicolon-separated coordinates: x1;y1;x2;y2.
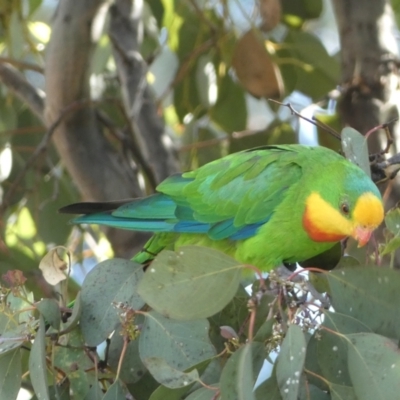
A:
116;336;129;380
268;99;342;140
0;56;44;73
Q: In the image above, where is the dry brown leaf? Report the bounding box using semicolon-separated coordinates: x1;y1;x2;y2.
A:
39;246;71;286
232;29;284;99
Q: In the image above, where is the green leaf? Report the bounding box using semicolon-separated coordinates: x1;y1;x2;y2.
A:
83;382;102;400
80;259;144;346
384;207;400;235
347;333;400;400
276;324;306;400
220;342;265;400
0;309;27;356
29;315;49;400
126;370;160;400
149;358;213;399
142;357;199;389
54;328;95;399
174;62;203;122
139;311;215;383
327;266;400;338
36;298;61;330
185;385;219;400
307;384;331;399
0;349;21;399
304;333;328;392
102;380;126;400
149;381;192;400
210;73;247;133
283;30;339;100
253;318;274;343
330;383;357;400
317;311;370;386
47;379;71;400
137;246;242;320
380;236;400;256
341;127;371;177
255;374;282;400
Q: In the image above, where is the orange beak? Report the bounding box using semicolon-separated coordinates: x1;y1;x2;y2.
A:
352;226;374;247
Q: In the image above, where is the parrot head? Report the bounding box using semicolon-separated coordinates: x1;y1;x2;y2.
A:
302;166;384;247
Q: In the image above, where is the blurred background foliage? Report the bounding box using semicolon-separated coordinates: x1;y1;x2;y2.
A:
1;0;400;399
0;0;345;289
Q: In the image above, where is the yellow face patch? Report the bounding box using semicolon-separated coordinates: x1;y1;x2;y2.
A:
303;191;384;243
303;192;353;242
353;192;384;228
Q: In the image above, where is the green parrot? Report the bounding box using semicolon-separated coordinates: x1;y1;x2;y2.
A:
60;145;384;271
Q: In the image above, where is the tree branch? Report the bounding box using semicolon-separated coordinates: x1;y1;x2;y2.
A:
109;0;179;185
0;63;45;120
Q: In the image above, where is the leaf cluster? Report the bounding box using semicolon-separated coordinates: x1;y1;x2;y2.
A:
1;244;400;400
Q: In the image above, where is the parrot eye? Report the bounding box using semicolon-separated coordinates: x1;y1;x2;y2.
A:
341;202;350;215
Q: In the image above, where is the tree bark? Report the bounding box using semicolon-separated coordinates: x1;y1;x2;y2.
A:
44;0;148;258
332;0;400;266
332;0;400;136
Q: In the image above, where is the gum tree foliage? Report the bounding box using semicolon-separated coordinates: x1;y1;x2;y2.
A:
1;0;400;399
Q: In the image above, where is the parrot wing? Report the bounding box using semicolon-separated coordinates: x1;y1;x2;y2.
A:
62;145;307;240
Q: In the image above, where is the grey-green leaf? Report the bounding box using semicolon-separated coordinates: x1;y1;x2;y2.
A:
36;298;61;330
102;379;126;400
327;266;400;338
276;324;306;400
317;311;370;386
347;332;400;400
29;315;49;400
80;259;144;346
220;342;265;400
341;127;371;177
0;349;21;400
142;357;199;389
139;311;215;382
137;246;242;320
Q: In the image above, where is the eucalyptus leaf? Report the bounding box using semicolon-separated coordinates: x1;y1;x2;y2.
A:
380;236;400;256
142;357;199;389
29;315;49;400
0;349;21;400
220;342;265;400
327;266;400;338
317;311;370;386
36;298;61;330
80;259;144;346
330;383;356;400
185;385;219;400
384;207;400;235
102;379;126;400
137;246;242;320
347;332;400;400
139;311;215;381
341;127;371;177
255;374;282;400
276;324;306;400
